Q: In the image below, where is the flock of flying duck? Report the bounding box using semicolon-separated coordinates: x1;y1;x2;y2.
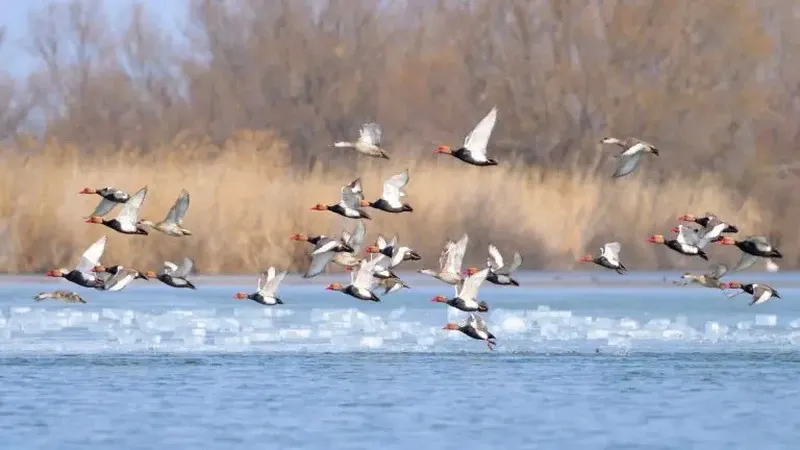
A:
35;107;785;350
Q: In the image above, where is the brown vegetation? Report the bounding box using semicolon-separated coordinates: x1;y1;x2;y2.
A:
0;0;798;273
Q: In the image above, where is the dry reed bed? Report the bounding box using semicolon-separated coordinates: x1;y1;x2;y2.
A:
0;132;774;274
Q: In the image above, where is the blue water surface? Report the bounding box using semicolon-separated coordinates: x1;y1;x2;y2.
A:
2;271;800;449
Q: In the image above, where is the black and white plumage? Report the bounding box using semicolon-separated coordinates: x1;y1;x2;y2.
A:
311;178;371;219
85;186;148;235
235;267;287;305
716;235;782;273
647;234;708;260
724;282;781;305
432;267;490;312
366;234;421;269
365;169;413;213
579;242;627;274
325;257;382;302
678;213;738;243
435;107;499;166
443;313;497;351
80;186;131;218
484;244;522;286
150;258;196;289
46;235;107;288
93;265;146;292
296;223;361;279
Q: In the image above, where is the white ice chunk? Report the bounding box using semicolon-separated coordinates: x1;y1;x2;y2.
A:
755;315;777;327
359;336;383;348
500;316;527;333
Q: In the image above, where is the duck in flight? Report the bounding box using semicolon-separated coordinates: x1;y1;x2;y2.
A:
435;107;499;166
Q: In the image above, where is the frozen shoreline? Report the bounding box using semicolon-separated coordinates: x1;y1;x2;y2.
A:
3;270;799;287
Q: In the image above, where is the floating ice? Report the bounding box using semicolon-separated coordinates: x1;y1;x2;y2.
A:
755;315;778;327
1;302;800;354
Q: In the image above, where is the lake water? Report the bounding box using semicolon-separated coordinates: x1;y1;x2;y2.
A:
2;271;800;449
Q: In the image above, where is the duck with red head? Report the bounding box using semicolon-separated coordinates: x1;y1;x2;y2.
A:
294;227;359;278
311;178;371;220
45;235;108;289
678;213;739;235
363;235;421;270
79;186;130;203
432;267;491;312
647;234;708;260
46;268;103;289
89;265;147;292
677;213;739;246
151;258;196;290
362;169;414;213
80;187;132;219
234;267;286;305
577;242;628;275
722;281;781;305
324;258;382;302
435;107;499;166
715;236;782;258
468;244;522;286
432;294;489;312
325;281;379;302
290;233;353;253
715;235;782;273
442;313;496;351
85;186;149;235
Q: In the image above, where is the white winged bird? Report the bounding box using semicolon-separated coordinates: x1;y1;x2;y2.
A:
418;233;469;295
235;267;287;305
294;222;363;279
345;252;410;295
677;213;738;242
80;186;131;218
331;123;390;159
93;266;143;292
443;313;497;351
577;242;628;274
722;282;781;306
647;231;708;260
325;257;381;302
715;235;783;273
310;178;371;219
432;267;490;312
147;258;196;289
362;169;413;213
435;107;499;166
464;244;522;286
138;189;192;236
669;223;721;250
600;136;660;178
85;186;148;235
365;234;421;268
45;235;108;288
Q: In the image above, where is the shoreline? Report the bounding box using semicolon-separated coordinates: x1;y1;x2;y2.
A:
4;270;799;287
